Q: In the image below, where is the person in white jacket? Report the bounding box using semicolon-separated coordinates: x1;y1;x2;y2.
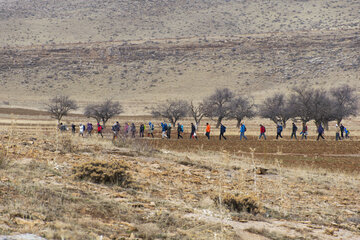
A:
79;124;84;137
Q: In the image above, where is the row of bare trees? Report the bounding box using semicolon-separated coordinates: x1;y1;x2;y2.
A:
151;85;358;129
46;85;358;129
151;88;256;128
260;85;358;128
46;97;122;127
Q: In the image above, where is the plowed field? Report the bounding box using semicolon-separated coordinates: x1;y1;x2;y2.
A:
146;135;360;173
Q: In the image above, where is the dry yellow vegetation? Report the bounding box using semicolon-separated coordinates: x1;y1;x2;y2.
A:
0;116;359;239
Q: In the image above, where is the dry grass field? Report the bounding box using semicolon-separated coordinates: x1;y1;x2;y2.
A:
0;110;360;239
1;0;360;239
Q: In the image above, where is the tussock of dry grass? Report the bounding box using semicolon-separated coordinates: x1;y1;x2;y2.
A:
112;137;159;156
245;227;306;240
0;145;9;169
72;159;132;186
214;193;262;215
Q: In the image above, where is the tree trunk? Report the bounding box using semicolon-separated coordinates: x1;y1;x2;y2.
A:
195;121;201;128
323;121;329;131
216;117;223;128
236;119;242;128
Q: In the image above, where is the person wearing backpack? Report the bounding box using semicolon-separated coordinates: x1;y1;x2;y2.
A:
300;123;308;140
276;123;283;139
71;124;76;134
240;123;247;140
190;123;197;139
148;122;154;138
219;123;227;140
177;123;183;139
139;124;145;137
291;122;298;140
161;122;167;139
79;123;84;137
97;123;103;138
167;123;172;139
112;121;121;140
345;127;350;139
340;124;345;139
131;123;136;138
205;123;211;140
87;122;93;136
259;124;266;140
335;124;341;141
124;122;129;137
317;124;325;141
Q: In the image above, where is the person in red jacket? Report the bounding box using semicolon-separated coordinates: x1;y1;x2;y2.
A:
97;123;103;138
259;124;266;140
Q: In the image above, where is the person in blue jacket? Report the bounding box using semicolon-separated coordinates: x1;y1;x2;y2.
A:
240;123;247;140
148;122;154;138
276;123;283;139
161;122;168;139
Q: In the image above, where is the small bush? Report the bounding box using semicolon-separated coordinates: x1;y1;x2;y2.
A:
72;160;131;186
112;137;158;156
214;193;261;214
0;146;9;169
137;223;161;240
59;135;76;153
245;227;302;240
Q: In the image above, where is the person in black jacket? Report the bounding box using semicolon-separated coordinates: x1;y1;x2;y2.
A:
291;122;298;139
219;123;227;140
177;123;183;139
190;123;197;139
317;124;325;141
340;124;345;139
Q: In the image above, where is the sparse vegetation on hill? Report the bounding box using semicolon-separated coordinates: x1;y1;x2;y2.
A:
0;0;359;112
0;0;359;47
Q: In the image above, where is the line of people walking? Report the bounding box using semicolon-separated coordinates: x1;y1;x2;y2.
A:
62;120;351;141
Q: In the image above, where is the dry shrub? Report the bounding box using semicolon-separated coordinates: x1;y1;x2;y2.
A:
214;193;261;215
59;135;76;153
112;137;158;156
245;227;302;240
0;146;9;169
137;223;161;240
72;160;131;186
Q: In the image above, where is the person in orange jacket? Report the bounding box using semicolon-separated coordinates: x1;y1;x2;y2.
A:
205;123;211;139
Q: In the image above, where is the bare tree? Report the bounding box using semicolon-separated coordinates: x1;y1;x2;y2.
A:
259;94;291;128
309;89;334;128
331;84;358;124
202;88;234;128
189;101;205;126
288;87;314;125
151;99;189;125
229;96;255;128
46;95;78;123
84;100;123;127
